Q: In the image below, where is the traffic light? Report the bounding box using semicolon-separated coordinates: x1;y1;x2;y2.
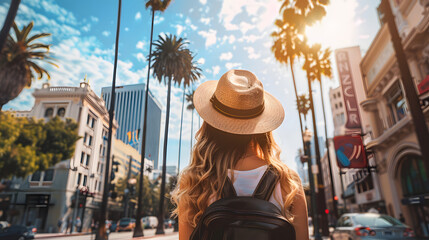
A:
325;209;329;214
334;195;339;201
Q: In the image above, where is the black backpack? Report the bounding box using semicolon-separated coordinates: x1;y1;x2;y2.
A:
190;165;296;240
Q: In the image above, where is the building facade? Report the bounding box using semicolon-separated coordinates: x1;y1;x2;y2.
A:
360;0;429;236
0;81;116;233
101;84;162;169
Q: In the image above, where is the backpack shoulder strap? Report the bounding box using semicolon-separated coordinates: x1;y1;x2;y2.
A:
221;176;237;198
252;165;280;201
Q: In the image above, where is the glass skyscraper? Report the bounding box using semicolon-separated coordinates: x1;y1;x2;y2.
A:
101;84;162;169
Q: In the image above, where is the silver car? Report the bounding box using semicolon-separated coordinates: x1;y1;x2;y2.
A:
331;213;416;240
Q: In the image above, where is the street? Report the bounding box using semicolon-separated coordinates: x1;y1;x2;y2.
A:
36;229;177;240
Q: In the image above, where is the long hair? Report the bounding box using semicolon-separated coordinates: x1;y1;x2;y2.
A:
171;122;300;227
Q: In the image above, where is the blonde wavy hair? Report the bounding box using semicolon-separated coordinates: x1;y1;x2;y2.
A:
171;122;300;227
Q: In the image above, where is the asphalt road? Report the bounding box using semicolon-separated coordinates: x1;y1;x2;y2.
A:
36;228;177;240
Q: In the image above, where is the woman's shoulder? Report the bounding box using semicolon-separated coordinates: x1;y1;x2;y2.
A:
275;163;302;185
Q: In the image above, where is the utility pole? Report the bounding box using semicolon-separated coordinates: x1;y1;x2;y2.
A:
379;0;429;175
124;155;133;218
96;0;122;239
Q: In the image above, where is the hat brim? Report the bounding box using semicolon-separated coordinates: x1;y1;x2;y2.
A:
194;80;285;135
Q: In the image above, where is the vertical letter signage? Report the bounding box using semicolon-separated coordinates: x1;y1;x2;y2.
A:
333;135;367;169
336;51;362;130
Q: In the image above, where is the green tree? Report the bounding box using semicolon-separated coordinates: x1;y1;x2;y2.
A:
0;114;79;179
0;22;56;111
296;93;311;127
150;34;201;234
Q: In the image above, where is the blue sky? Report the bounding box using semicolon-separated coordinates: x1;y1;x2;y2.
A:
1;0;381;172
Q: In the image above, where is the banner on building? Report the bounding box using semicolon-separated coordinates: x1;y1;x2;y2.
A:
418;75;429;95
336;50;362;131
333;135;367;168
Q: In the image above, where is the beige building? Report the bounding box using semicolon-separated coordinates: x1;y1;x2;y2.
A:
0;81;117;233
360;0;429;237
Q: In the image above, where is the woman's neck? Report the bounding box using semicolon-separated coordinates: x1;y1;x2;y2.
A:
233;143;266;171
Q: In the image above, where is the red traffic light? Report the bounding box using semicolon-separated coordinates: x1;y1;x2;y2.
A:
325;209;329;214
334;196;339;201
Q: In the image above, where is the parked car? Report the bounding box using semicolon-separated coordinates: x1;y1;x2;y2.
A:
0;221;10;229
0;225;36;240
331;213;416;240
164;219;173;228
117;218;135;232
142;216;158;229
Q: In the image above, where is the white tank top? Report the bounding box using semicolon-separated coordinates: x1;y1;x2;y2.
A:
227;165;284;211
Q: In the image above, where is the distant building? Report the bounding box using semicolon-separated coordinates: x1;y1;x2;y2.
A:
101;84;162;169
0;81;116;233
294;149;308;187
360;1;429;236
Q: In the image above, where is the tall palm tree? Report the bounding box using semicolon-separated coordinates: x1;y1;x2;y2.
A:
306;44;339;219
271;15;306;154
134;0;171;237
0;21;56;111
186;89;195;155
296;93;310;127
280;0;330;237
150;34;201;234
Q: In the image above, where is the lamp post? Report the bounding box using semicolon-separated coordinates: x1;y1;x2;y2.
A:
303;128;321;240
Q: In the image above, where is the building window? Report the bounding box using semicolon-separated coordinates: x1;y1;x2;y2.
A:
31;171;41;182
85;154;91;166
77;173;82;185
386;81;408;124
83;133;88;145
44;108;53;118
339;102;343;108
87;114;96;128
83;175;87;186
80;152;85;164
57;107;65;117
335;104;338;109
43;169;54;181
88;136;93;146
95;180;98;191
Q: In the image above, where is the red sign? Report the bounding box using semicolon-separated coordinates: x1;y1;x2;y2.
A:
418;75;429;95
336;51;362;130
333;135;367;169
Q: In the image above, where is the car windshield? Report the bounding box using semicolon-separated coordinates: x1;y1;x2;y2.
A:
119;219;130;224
354;214;404;227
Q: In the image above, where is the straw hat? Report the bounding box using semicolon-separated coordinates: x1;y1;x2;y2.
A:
194;69;284;135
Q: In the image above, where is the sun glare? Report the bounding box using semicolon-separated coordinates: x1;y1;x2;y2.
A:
305;0;359;49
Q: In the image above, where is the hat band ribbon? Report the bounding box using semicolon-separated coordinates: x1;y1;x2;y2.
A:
210;95;265;119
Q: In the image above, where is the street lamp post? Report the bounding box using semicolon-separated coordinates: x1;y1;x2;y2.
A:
303;128;321;240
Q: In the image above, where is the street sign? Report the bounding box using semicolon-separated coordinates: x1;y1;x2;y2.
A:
333;135;368;168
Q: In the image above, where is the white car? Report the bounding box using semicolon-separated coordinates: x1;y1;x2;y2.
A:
141;216;158;229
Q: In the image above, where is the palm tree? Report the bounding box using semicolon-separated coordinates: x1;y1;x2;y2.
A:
186;89;195;155
0;21;56;111
296;93;310;127
271;15;306;154
280;0;330;237
134;0;171;237
150;34;201;234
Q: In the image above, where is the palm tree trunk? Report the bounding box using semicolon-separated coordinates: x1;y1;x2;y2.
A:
0;0;21;52
318;79;338;220
305;53;329;238
289;60;306;155
177;90;185;173
190;108;194;156
133;7;155;238
156;76;172;235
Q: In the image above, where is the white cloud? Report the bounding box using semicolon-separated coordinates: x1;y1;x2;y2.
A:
197;58;205;65
185;18;197;31
225;62;241;70
136;41;145;49
212;66;220;76
135;12;142;20
239;21;254;34
175;24;185;35
102;31;110;37
91;16;99;22
199;0;207;5
198;29;217;48
200;17;211;25
219;52;233;61
244;47;260;59
155;16;165;25
125;27;129;31
82;23;91;32
136;53;145;62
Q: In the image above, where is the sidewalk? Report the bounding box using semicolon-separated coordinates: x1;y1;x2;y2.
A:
35;232;91;239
